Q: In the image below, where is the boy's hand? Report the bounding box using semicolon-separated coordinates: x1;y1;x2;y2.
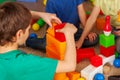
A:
41;13;62;27
56;23;77;35
87;32;97;42
113;30;120;36
75;38;84;49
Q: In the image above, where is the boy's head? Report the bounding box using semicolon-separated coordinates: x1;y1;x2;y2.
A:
0;2;32;46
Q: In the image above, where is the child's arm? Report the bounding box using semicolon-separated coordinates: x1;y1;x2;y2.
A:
30;11;62;27
76;6;100;48
78;3;86;27
55;23;77;73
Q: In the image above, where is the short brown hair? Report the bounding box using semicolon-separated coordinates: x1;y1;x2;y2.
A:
0;2;32;46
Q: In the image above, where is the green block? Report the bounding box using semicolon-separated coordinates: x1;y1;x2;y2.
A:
0;0;16;4
115;51;119;58
37;18;45;28
99;34;115;48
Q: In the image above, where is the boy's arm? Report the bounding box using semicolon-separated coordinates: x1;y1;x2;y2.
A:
30;11;61;27
78;3;86;27
76;6;100;49
56;23;77;73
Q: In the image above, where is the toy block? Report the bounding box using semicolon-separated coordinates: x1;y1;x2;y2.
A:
99;34;115;48
96;16;105;30
81;64;103;80
37;18;45;28
67;72;80;80
90;55;102;67
99;54;115;65
81;54;115;80
108;75;120;80
76;48;96;63
115;51;120;58
103;16;112;36
54;23;66;42
46;34;66;55
100;45;115;57
47;27;55;37
77;77;85;80
46;46;64;60
54;73;69;80
47;23;66;41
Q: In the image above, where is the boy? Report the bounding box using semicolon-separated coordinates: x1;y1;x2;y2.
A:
26;0;99;50
0;2;77;80
79;0;120;52
46;0;99;49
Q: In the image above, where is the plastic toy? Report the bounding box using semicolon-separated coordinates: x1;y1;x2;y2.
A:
100;45;115;57
103;16;112;36
43;0;47;6
117;11;120;22
32;18;45;31
77;48;95;63
99;34;115;48
46;22;82;80
96;16;105;31
90;55;102;67
32;23;40;31
81;55;115;80
94;73;104;80
37;18;45;28
113;59;120;68
29;33;37;39
115;51;120;58
77;77;85;80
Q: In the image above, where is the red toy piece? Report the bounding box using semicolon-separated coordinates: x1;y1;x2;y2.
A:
77;48;96;63
103;15;112;36
90;55;102;67
54;23;66;42
100;45;115;57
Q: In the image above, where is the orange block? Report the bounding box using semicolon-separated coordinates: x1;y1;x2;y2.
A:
46;34;66;55
67;72;80;80
47;27;55;37
54;73;69;80
96;16;105;30
46;46;64;60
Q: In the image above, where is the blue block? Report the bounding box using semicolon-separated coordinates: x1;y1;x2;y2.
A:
17;0;37;2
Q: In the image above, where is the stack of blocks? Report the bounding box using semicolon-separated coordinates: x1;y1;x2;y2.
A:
81;16;116;80
99;34;115;57
46;23;82;80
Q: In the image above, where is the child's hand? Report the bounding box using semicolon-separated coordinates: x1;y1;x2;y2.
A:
75;38;84;49
87;32;97;42
113;30;120;36
56;23;77;35
41;13;62;27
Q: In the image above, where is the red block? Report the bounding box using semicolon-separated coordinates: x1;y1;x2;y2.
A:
90;55;102;67
54;23;66;42
77;48;96;63
100;45;115;57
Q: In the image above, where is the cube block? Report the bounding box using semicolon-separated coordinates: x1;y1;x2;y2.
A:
100;45;115;57
99;34;115;48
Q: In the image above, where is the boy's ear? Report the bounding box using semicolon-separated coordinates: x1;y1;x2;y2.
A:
16;29;24;39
